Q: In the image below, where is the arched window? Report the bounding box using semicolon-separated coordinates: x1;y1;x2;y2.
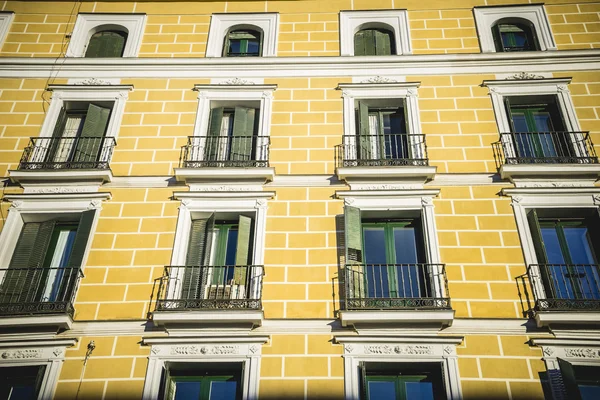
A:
354;28;396;56
84;30;128;58
223;29;262;57
492;19;539;52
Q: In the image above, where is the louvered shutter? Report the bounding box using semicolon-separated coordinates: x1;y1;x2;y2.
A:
374;29;392;55
345;205;365;303
492;24;504;52
354;30;367;56
359;361;368;400
527;209;548;264
75;104;111;165
0;221;55;304
558;358;582;400
206;107;224;161
357;101;373;160
231;107;256;162
85;31;127;58
233;215;253;285
182;218;209;300
57;210;95;302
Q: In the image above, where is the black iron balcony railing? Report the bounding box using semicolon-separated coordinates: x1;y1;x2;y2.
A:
226;51;260;57
492;131;598;167
528;264;600;311
344;263;450;310
18;137;116;170
0;267;83;318
180;136;270;168
336;134;429;168
155;265;264;312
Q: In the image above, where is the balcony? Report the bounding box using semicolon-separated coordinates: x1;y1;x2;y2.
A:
174;136;275;186
9;137;116;186
152;265;265;327
339;263;454;328
527;264;600;327
335;134;436;187
492;131;600;184
0;266;83;329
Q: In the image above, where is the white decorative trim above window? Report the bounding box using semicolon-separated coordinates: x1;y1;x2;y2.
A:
206;13;279;57
336;82;435;186
484;78;600;185
336;336;463;400
0;12;15;51
0;338;76;400
142;336;268;400
339;10;411;56
504;187;600;327
66;13;147;57
474;5;556;53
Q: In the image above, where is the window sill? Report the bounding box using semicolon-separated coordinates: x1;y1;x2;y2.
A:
499;163;600;184
174;167;275;185
336;165;436;187
0;314;73;330
339;309;454;329
152;309;263;329
9;169;113;189
534;311;600;328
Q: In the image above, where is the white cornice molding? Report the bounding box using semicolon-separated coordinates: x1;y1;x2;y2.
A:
3;192;112;202
1;50;599;78
336;189;440;199
337;81;420;90
47;84;134;91
482;77;572;87
173;191;275;200
193;83;277;91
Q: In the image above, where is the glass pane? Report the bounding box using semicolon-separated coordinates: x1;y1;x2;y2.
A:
363;227;389;298
533;112;553;132
224;229;238;266
393;227;420;298
174;381;201;400
228;40;241;55
405;382;434;400
367;381;396;400
393;227;418;264
43;228;77;302
384;113;408;159
512;113;529;133
541;228;566;264
8;385;36;400
564;227;595;264
209;381;237;400
580;385;600;400
246;40;260;54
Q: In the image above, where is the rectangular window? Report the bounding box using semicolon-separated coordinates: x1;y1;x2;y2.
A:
360;362;446;400
202;107;259;164
161;362;242;400
0;365;46;400
558;359;600;400
527;208;600;303
0;211;94;312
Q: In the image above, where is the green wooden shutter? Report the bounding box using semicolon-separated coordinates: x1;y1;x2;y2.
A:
492;24;504;52
374;29;392;55
357;101;373;160
85;31;127;58
527;209;548;264
75;104;111;165
345;205;363;264
206;107;224;161
585;209;600;262
231;107;255;161
233;215;253;285
354;30;367;56
558;358;582;400
182;217;209;300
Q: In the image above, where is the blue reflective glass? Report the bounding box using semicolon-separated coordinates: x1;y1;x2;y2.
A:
364;227;389;298
367;381;396;400
225;229;238;266
405;381;434;400
174;381;201;400
564;227;595;264
579;385;600;400
541;228;566;264
8;385;36;400
209;381;237;400
393;227;420;298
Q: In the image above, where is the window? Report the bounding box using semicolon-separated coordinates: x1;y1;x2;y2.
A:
473;5;556;53
362;362;445;400
206;14;278;57
0;12;14;51
558;361;600;400
0;365;46;400
161;363;242;400
354;28;395;56
492;18;539;52
223;29;261;57
339;10;411;56
66;13;146;58
84;29;128;57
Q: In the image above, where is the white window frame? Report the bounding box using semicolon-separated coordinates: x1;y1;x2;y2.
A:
336;189;454;327
0;193;108;329
339;10;411;56
66;13;146;58
0;12;15;51
533;339;600;400
504;188;600;327
206;13;279;57
142;336;268;400
473;5;556;53
191;83;276;165
0;339;76;400
336;336;462;400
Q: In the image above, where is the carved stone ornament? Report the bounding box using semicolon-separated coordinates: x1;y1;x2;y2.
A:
507;72;545;80
345;344;354;353
74;77;112;85
394;345;433;355
543;347;554;357
88;199;102;209
262;91;273;99
557;85;569;92
249;345;259;354
421;197;433;206
26;186;93;194
592;194;600;205
53;348;63;357
362;76;397;84
364;345;393;354
151;347;161;355
191;185;255;192
511;196;523;204
406;88;418;97
180;199;192;207
197;91;209;99
444;345;454;355
170;345;239;356
9;200;23;209
1;349;42;359
220;78;255;85
344;198;355;206
564;348;600;359
355;184;419;190
255;198;267;208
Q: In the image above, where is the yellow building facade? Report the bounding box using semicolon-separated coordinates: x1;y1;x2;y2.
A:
0;0;599;399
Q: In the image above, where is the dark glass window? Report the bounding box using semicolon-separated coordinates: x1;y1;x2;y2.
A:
361;362;445;400
492;19;539;52
558;360;600;400
161;362;242;400
85;30;128;57
0;365;46;400
224;29;262;57
354;28;395;56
